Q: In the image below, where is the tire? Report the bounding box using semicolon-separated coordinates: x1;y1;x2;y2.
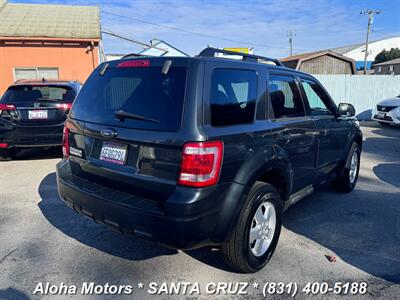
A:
332;142;360;193
221;182;282;273
0;148;16;161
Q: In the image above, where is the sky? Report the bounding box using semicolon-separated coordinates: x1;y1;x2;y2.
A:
11;0;400;58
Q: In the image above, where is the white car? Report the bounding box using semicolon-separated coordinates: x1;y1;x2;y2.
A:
372;95;400;126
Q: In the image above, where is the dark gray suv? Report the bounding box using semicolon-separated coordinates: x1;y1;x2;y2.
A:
56;48;362;273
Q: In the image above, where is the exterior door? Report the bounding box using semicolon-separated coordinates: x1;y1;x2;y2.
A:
299;77;349;176
268;74;318;192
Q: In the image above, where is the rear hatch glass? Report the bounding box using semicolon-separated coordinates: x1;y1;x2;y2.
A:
70;63;187;131
2;85;75;103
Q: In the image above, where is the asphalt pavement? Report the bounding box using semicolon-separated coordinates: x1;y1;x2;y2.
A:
0;122;399;299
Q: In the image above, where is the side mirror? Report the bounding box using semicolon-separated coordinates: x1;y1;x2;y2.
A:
337;103;356;117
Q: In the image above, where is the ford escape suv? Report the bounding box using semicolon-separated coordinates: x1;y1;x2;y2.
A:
0;79;81;160
57;48;362;273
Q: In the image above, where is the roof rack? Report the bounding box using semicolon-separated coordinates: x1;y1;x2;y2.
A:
198;47;284;66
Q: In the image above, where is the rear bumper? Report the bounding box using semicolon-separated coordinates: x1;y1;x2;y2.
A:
372;111;400;125
0;122;63;147
56;159;249;250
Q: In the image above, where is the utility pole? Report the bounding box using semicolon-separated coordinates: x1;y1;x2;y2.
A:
287;30;295;56
360;9;382;74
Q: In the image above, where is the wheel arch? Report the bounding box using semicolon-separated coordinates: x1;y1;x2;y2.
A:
247;160;292;203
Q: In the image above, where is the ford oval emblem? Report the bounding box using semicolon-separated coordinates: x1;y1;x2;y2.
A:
100;128;117;138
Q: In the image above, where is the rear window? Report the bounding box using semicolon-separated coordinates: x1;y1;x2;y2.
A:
268;75;305;119
2;85;75;103
71;66;187;131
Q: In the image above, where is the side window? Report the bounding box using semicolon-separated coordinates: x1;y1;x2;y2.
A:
268;75;305;119
210;69;257;126
300;79;333;116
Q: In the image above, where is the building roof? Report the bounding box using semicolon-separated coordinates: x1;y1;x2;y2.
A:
328;37;399;55
0;0;100;40
280;50;326;62
281;50;354;63
281;50;356;74
373;57;400;66
330;43;364;55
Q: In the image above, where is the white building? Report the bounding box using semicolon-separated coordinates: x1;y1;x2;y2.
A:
138;39;189;57
331;36;400;70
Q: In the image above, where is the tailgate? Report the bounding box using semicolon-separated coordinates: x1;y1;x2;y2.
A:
67;120;182;202
16;105;68;125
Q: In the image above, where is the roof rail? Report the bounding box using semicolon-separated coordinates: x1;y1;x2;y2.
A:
198;47;284;66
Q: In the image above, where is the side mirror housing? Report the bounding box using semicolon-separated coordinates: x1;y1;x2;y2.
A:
337;103;356;117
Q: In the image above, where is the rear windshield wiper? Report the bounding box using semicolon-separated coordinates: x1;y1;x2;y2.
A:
114;109;160;123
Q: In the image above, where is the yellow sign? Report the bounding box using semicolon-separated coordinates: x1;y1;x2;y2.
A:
223;48;251;54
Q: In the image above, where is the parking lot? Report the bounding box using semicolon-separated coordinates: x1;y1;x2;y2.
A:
0;122;399;299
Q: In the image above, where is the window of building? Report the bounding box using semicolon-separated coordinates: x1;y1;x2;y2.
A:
389;65;394;72
14;67;59;81
268;75;305;119
377;66;382;73
210;69;257;126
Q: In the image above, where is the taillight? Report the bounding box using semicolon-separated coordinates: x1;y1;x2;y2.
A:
62;126;69;157
56;103;72;111
117;60;150;68
0;104;16;114
0;143;8;148
178;141;224;187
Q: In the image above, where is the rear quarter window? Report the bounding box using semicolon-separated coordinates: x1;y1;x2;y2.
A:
210;69;257;126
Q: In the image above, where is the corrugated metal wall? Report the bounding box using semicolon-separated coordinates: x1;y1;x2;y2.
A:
314;75;400;119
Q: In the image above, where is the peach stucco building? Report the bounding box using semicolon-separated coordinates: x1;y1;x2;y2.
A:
0;0;100;95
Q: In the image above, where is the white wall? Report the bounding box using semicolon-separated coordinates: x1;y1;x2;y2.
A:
314;74;400;119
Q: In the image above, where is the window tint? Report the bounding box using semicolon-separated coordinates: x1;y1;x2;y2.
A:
268;75;305;118
2;85;75;103
71;66;186;132
210;69;257;126
301;79;333;116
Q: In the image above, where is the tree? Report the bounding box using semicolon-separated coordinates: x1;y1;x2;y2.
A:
373;48;400;65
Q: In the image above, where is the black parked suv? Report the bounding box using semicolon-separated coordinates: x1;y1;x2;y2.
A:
0;79;81;160
57;48;362;272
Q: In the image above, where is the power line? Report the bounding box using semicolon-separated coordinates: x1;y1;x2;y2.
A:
101;28;167;54
101;10;293;51
360;9;382;74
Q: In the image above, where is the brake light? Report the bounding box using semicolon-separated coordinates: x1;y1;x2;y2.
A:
178;141;224;187
56;103;72;110
62;126;69;157
0;143;8;148
117;60;150;68
0;104;16;114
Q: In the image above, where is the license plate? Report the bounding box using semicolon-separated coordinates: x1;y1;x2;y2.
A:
377;112;386;118
29;110;48;119
99;142;127;165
